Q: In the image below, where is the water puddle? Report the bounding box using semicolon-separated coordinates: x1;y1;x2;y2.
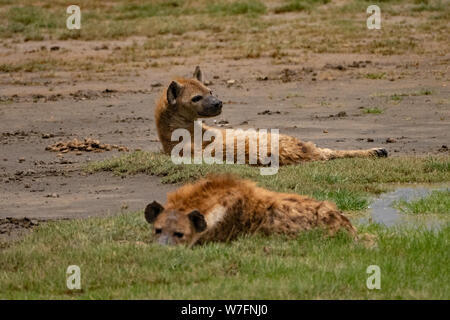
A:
360;185;449;229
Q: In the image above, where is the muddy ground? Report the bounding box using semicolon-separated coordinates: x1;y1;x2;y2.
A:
1;40;449;241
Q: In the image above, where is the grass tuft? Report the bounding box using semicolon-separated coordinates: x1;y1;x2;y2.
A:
362;107;383;114
86;152;450;212
395;190;450;214
366;73;386;80
209;0;267;15
274;0;330;13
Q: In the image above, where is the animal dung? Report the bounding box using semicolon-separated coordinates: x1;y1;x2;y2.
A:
45;138;129;153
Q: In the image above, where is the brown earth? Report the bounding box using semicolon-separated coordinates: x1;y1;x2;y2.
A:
0;39;449;241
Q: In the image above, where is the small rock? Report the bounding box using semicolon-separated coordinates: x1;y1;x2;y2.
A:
46;193;59;198
367;138;374;142
386;138;397;143
18;157;25;163
323;130;329;133
41;133;54;139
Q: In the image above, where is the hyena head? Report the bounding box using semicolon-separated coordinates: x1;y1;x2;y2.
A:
166;66;222;118
144;201;207;246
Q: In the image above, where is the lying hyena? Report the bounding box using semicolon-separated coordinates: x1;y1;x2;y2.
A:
154;66;388;165
145;174;356;246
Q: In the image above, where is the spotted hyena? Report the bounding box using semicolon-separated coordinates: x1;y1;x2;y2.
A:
154;66;388;165
145;174;356;246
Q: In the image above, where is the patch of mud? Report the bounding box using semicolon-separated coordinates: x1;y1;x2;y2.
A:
361;185;450;229
0;89;151;103
0;217;40;244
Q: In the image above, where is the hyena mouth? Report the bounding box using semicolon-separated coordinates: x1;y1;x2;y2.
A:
197;109;222;117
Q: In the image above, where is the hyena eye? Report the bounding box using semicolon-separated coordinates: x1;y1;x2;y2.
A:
191;95;202;102
155;228;162;234
173;232;184;238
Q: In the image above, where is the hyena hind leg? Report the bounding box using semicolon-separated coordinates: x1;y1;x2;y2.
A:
318;147;388;160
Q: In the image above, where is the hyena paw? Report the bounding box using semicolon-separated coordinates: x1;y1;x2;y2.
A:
373;148;388;158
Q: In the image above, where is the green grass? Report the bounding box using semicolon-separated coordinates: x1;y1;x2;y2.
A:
208;0;267;15
0;6;61;39
411;0;447;12
366;73;386;80
390;94;404;102
413;89;433;96
425;157;450;172
0;0;446;58
0;211;448;299
1;154;449;299
273;0;330;13
0;58;60;73
362;107;383;114
395;190;450;215
86;152;450;212
115;1;190;20
0;1;268;40
388;89;433;101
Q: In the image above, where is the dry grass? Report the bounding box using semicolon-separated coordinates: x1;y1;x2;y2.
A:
0;0;448;77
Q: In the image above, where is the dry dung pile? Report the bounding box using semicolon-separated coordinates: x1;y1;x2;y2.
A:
45;138;129;154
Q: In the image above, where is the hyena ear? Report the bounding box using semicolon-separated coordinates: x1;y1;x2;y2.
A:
188;210;207;233
167;81;182;106
193;66;203;83
144;201;164;224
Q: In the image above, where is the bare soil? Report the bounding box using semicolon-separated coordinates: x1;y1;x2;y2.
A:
1;40;449;241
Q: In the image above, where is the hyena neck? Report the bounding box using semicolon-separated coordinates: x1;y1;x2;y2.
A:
199;187;265;243
156;102;217;154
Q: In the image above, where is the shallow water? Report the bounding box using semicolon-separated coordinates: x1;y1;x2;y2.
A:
360;185;449;228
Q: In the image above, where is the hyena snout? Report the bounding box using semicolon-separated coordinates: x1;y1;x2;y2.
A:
199;96;222;117
156;233;175;246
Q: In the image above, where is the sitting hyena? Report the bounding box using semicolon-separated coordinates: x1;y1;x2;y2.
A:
154;66;388;165
145;174;356;246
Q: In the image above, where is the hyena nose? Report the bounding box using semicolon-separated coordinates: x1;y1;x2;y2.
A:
215;100;223;109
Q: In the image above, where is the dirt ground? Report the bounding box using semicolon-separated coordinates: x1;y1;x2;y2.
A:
1;38;449;241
